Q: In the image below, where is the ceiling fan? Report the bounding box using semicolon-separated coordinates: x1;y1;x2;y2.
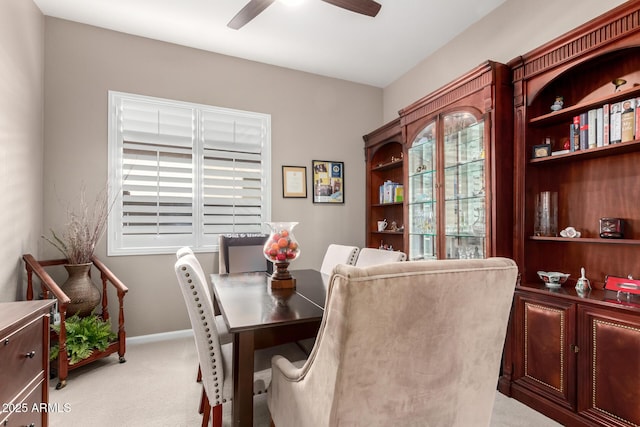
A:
227;0;382;30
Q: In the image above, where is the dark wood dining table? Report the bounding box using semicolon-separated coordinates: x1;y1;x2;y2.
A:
210;269;329;427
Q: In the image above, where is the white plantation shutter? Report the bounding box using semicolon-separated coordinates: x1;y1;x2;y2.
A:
108;92;271;255
201;109;265;237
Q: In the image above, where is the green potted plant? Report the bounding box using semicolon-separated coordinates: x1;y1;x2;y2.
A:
50;312;117;364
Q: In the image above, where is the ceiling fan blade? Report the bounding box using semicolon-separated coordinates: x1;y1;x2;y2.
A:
321;0;381;17
227;0;276;30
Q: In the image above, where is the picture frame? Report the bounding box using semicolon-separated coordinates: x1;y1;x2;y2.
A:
532;144;552;159
282;166;307;198
312;160;344;204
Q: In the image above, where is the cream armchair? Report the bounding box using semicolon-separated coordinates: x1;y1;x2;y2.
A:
268;257;518;427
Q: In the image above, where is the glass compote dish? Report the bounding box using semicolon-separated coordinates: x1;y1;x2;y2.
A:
263;222;300;289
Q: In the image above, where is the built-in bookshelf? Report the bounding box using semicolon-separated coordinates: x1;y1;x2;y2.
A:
363;119;406;253
502;3;640;427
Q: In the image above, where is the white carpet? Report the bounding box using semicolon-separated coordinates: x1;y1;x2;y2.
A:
48;333;561;426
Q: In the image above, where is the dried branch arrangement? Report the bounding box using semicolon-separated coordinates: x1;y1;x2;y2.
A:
42;186;112;264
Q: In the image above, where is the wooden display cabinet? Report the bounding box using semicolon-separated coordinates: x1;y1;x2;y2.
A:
363;118;406;253
502;3;640;426
399;61;513;261
509;285;640;427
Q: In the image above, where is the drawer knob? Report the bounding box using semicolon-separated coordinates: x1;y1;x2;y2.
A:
3;338;8;346
25;350;36;359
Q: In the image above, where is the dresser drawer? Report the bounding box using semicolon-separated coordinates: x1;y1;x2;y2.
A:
1;380;44;427
0;316;45;407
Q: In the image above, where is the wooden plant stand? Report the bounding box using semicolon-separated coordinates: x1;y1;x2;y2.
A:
23;254;128;389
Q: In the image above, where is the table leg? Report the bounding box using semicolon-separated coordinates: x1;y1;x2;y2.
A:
233;330;255;427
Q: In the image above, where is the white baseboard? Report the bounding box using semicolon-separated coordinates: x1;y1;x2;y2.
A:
126;329;193;345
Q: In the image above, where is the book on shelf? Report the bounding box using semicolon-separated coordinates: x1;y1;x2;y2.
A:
621;98;635;143
579;112;589;149
381;180;401;204
596;107;604;147
570;116;580;151
551;149;570;156
610;101;622;144
588;109;597;148
603;103;610;146
636;97;640;140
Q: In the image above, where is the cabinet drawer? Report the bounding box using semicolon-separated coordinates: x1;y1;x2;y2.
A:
0;317;44;406
2;380;44;427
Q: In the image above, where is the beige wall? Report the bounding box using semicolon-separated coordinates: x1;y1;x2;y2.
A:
0;0;44;302
42;18;381;336
2;0;629;337
383;0;628;121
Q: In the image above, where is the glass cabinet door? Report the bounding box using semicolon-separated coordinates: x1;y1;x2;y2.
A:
408;122;437;260
443;112;485;259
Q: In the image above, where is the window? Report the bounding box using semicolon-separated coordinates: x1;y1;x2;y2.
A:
108;91;271;255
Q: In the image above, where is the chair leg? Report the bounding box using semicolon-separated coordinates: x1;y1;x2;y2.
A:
196;364;202;382
201;393;210;427
212;403;222;427
198;385;205;414
200;389;222;427
270;417;276;427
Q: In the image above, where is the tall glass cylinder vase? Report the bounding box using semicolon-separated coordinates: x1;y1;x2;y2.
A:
263;222;300;289
534;191;558;237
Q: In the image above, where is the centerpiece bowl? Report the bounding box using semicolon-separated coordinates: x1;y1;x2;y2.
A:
537;271;570;288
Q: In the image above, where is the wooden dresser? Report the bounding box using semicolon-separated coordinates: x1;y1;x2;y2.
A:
0;300;54;427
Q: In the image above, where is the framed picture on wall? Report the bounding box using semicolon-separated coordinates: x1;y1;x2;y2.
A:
282;166;307;198
312;160;344;204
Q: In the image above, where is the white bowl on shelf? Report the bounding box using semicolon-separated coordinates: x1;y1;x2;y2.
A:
537;271;570;288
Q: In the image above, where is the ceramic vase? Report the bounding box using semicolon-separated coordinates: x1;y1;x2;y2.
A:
61;263;101;317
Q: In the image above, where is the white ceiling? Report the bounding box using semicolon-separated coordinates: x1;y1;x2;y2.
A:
32;0;507;88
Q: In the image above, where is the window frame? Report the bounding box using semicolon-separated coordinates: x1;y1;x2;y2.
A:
107;91;271;256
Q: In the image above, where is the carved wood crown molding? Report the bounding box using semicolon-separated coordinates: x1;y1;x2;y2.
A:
400;67;493;126
363;117;401;147
513;5;640;82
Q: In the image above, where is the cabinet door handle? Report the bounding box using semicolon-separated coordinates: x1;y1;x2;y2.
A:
570;344;579;353
24;350;36;359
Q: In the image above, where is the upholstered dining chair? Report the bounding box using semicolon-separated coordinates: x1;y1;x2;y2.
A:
268;257;518;427
353;247;406;267
319;244;360;275
218;233;272;274
174;253;271;427
176;247;231;344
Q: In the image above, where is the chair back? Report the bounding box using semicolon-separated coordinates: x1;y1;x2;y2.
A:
353;247;406;267
177;247;212;301
176;246;194;259
319;244;360;275
174;253;226;406
268;258;518;427
218;234;272;274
